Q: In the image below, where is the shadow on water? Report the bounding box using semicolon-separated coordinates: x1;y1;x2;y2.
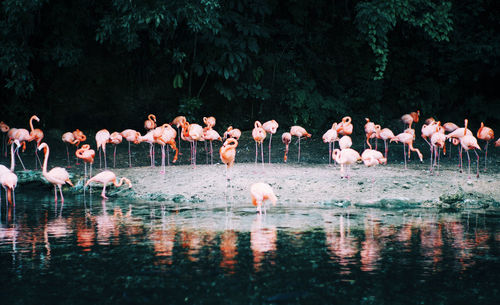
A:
0;190;499;305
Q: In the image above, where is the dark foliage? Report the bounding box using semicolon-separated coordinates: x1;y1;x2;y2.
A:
1;0;499;132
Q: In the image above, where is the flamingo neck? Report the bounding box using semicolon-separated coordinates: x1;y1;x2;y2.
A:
42;146;49;175
29;116;35;132
10;143;16;171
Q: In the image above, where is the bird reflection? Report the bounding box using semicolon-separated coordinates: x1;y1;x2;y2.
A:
360;213;382;272
324;213;357;275
250;213;277;272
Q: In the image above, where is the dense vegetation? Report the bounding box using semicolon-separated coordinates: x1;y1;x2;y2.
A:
1;0;499;133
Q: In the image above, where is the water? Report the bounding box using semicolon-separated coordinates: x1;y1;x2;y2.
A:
0;192;499;305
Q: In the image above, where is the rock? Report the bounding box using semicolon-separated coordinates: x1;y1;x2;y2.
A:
439;189;465;205
172;194;186;203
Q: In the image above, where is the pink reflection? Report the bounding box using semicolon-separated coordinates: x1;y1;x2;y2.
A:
360;214;381;272
250;214;277;272
420;220;443;270
149;220;176;266
220;230;238;274
324;214;357;275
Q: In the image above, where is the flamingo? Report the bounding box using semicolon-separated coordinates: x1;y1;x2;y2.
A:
62;132;81;168
477;122;494;171
9;127;35;171
401;110;420;129
390;132;423;169
430;130;446;174
262;120;279;163
220;138;238;181
0;121;8;157
223;126;242;140
252;121;267;165
339;135;352;150
144;114;157;130
73;129;87;143
421;120;440;164
378;128;395;160
203;116;216;129
182;121;204;167
290;125;311;162
108;132;123;168
496;138;500;147
446;119;473;171
95;129;110;169
85;170;132;199
336;116;353;136
282;132;291;163
137;130;157;167
322;123;338;165
361;149;387;167
120;129;141;167
203;128;222;165
443;122;459;157
364;118;377;149
29;115;44;169
76;144;95;182
250;182;277;214
38;143;74;203
172;116;187;155
156;124;179;173
0;140;20;205
460;131;481;179
332;148;361;179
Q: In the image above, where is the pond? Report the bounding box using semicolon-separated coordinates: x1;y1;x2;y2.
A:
0;191;499;305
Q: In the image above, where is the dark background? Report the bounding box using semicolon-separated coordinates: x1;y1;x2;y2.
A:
1;0;499;134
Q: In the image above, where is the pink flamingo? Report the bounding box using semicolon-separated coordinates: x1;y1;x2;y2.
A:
137;130;157;167
361;149;387;167
220;138;238;181
282;132;291;163
446;119;473;171
262;120;279;163
120;129;141;167
108;132;123;168
364;118;377;149
336;116;353;136
38;143;74;203
95;129;110;169
76;144;95;182
172;116;187;156
156;124;179;173
144;114;157;130
182;121;204;167
477;122;494;171
203;128;222;165
250;182;277;214
223;126;242;140
9;127;35;171
29;115;44;169
332;148;361;179
252;121;267;165
290;126;311;162
378;128;395;160
338;135;352;150
401;110;420;129
460;131;481;179
85;170;132;199
322;123;338;165
390;132;423;169
430;130;446;174
0;121;9;157
0;140;20;205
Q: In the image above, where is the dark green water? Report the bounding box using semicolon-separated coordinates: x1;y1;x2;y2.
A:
1;192;499;305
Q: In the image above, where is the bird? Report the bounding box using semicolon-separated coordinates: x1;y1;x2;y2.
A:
202;116;217;164
430;130;446;174
401;110;420;129
73;129;87;143
290;126;311;162
460;131;481;179
29;115;44;169
108;132;123;168
155;124;179;173
223;126;242;140
421;120;440;163
220;138;238;181
338;135;352;150
76;144;95;182
171;116;187;156
262;120;279;164
446;119;473;172
496;138;500;147
203;116;216;129
120;129;141;167
203;128;222;165
364;118;377;149
250;182;277;214
378;128;395;160
137;129;157;167
62;131;81;168
361;149;387;167
144;114;157;130
336;116;353;136
477;122;494;171
390;132;423;169
0;121;9;157
0;140;20;205
322;123;338;165
182;121;204;167
282;132;291;163
252;121;267;165
38;143;74;203
332;148;361;179
85;170;132;199
8;127;34;171
95;129;111;169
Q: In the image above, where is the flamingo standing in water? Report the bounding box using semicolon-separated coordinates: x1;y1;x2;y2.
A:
62;132;80;168
282;132;291;163
75;144;95;183
223;126;242;140
220;138;238;181
0;121;9;157
9;126;35;171
120;129;140;167
390;132;423;169
29;115;44;169
250;182;277;214
477;122;494;171
252;121;267;165
322;123;338;165
86;170;132;199
290;126;311;163
262;120;279;164
0;140;20;205
108;132;123;168
95;129;110;169
333;148;361;179
38;143;74;203
72;129;86;165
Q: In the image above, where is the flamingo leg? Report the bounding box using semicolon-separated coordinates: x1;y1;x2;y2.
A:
66;144;71;167
101;184;108;199
210;141;214;165
458;146;463;172
194;141;197;167
474;149;480;178
113;145;117;168
161;145;166;174
34;142;42;170
328;142;332;166
167;145;170;166
54;185;58;203
99;147;102;169
205;141;208;164
59;185;64;204
484;141;489;171
298;137;301;163
255;141;258;163
466;150;471;179
260;142;264;166
429;145;434;174
268;134;273;164
403;143;407;169
104;146;108;169
16;149;27;171
384;140;388;160
128;141;132;167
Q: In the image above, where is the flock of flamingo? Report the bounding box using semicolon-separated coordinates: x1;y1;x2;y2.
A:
0;111;498;214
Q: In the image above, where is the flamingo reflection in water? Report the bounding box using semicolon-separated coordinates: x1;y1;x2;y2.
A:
250;214;277;272
324;213;357;275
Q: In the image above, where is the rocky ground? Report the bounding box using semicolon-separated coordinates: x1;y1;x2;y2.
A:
4;129;500;210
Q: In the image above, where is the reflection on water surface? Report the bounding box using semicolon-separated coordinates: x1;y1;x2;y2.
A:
0;192;499;304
